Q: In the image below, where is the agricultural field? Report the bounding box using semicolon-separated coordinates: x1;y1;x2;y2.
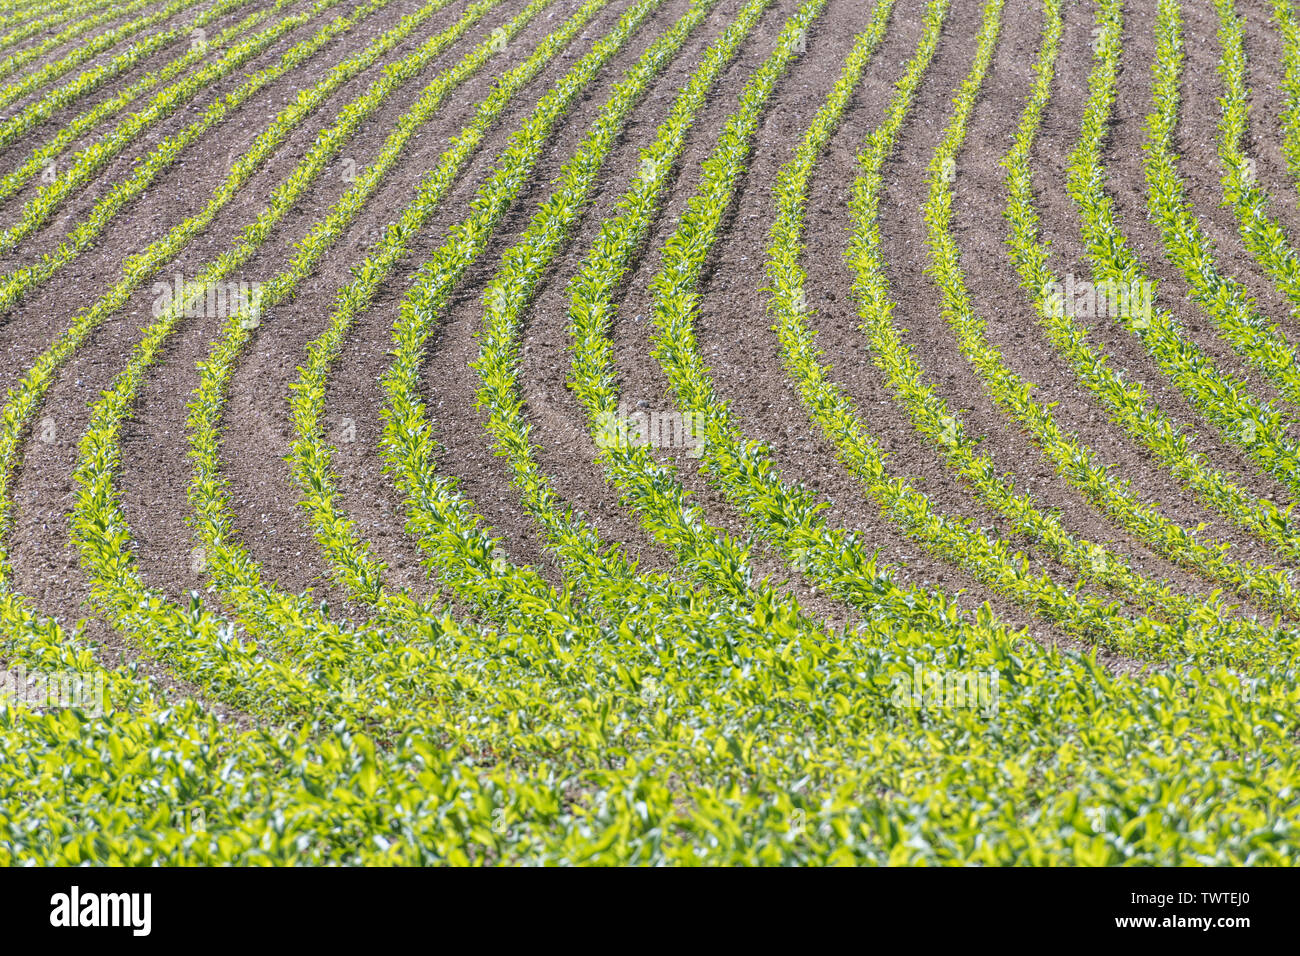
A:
0;0;1297;868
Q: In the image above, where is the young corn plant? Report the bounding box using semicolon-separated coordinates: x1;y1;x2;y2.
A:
377;0;668;624
1067;0;1300;502
0;0;206;112
0;0;258;151
1144;0;1300;410
1002;0;1300;564
0;0;292;204
0;0;373;309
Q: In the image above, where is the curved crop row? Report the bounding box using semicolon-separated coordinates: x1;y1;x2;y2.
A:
0;0;389;313
471;0;806;614
66;0;705;729
0;0;292;206
60;0;519;722
564;0;1031;641
1143;0;1300;410
1065;0;1300;502
0;0;118;57
377;0;675;624
549;0;1028;659
187;0;560;648
283;0;617;622
564;0;834;606
5;0;1300;868
288;0;747;621
1272;0;1300;203
633;0;1288;669
0;0;257;151
0;0;446;607
1002;0;1300;564
871;0;1300;618
1213;0;1300;322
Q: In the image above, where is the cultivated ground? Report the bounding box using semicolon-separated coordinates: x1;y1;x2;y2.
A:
0;0;1297;865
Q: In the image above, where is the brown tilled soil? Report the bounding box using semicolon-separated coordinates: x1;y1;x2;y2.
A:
1102;0;1297;425
11;0;1300;706
0;0;183;106
316;0;695;606
0;1;296;174
117;0;493;613
0;0;255;128
1030;0;1299;556
0;0;433;710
